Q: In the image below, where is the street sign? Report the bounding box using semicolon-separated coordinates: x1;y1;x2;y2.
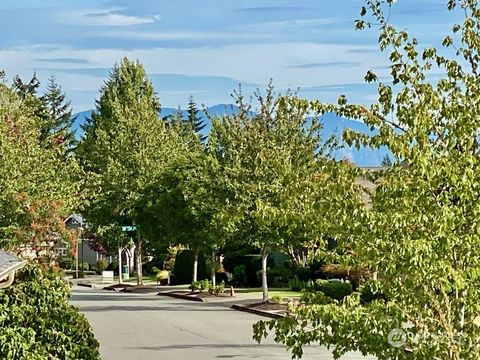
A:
121;226;137;232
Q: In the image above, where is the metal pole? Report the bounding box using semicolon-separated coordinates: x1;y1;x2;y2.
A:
75;240;79;279
118;245;123;284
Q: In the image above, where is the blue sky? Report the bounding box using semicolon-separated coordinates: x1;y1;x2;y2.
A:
0;0;460;112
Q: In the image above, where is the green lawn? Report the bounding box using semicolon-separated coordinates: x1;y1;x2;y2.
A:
124;275;157;283
235;288;302;298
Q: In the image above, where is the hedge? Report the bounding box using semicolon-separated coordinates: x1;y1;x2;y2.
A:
0;264;100;359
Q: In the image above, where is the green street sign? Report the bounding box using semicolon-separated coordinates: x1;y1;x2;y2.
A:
121;226;137;232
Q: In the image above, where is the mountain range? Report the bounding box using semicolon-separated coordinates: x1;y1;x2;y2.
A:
72;104;390;167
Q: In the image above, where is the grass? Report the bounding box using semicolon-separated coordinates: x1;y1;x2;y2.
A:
124;275;157;283
234;287;302;298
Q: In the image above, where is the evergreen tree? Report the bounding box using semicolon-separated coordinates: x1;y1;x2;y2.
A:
380;154;392;167
41;75;76;148
77;58;182;285
186;96;207;142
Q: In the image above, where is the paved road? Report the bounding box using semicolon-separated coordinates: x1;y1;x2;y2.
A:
71;287;373;360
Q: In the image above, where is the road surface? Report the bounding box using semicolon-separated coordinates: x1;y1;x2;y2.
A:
71;286;373;360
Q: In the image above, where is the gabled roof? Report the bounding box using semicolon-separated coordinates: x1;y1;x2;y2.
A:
65;214;84;225
0;250;26;280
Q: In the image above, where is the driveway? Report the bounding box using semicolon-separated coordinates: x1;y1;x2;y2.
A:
71;286;373;360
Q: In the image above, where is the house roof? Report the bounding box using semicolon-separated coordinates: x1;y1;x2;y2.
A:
0;250;27;280
65;213;84;225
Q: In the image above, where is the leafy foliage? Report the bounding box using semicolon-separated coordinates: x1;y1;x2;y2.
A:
0;75;78;254
254;1;480;359
0;264;99;359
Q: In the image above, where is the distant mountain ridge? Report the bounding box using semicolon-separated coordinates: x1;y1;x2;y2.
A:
72;104;390;167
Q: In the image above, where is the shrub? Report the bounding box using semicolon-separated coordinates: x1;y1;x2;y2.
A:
318;264;371;289
293;266;313;281
190;281;200;292
96;258;108;273
151;266;161;275
189;279;210;292
173;250;207;284
267;266;292;287
156;270;169;285
58;255;74;270
233;265;247;285
105;260;119;275
313;279;353;301
208;281;225;295
270;295;282;304
288;276;306;292
0;263;100;359
80;262;89;271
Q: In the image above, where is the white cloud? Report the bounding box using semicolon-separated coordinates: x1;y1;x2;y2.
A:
65;9;162;27
0;42;387;110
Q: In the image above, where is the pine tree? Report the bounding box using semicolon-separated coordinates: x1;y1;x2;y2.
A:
186;96;207;142
380;154;392;167
41;75;76;148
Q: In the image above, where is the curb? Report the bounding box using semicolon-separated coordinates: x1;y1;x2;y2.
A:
76;283;97;289
230;304;285;319
157;291;205;302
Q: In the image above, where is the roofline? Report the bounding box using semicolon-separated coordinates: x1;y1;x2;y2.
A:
0;260;27;281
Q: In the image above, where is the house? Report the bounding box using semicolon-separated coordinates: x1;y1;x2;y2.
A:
0;250;27;289
64;214;109;267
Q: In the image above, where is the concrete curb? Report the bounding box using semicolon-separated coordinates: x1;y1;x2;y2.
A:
230;304;285;319
157;291;205;302
76;283;97;289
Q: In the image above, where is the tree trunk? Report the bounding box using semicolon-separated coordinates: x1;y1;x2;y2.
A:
261;248;270;303
118;245;123;285
192;248;199;282
211;251;216;287
136;236;143;286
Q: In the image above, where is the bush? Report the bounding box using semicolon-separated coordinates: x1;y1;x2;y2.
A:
312;279;353;301
222;244;272;286
58;255;74;270
288;276;306;292
318;264;371;289
267;266;292;287
105;260;119;275
270;295;282;304
96;258;108;273
80;262;89;271
0;263;100;359
173;250;207;285
233;265;247;285
151;266;161;275
208;281;225;295
156;270;169;285
293;266;313;281
190;279;210;292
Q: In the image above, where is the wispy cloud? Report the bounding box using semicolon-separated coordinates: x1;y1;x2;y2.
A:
290;61;362;69
35;57;92;64
67;9;161;27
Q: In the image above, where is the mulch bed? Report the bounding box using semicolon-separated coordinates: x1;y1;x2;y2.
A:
157;290;230;302
102;284;135;291
231;301;289;319
120;285;160;293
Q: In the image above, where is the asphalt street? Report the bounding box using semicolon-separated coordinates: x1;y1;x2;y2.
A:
71;286;374;360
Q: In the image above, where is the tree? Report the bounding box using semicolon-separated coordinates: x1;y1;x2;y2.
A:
254;1;480;359
209;85;346;302
0;74;78;256
380;154;392;167
186;96;207;142
77;58;177;285
141;126;222;283
41;75;76;149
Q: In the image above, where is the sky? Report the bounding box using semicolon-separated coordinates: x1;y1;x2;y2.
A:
0;0;461;112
